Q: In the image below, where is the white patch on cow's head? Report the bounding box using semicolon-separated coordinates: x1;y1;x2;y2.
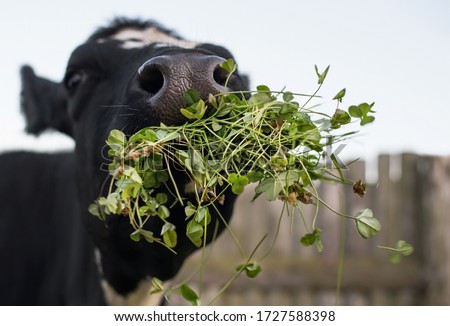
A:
98;27;198;49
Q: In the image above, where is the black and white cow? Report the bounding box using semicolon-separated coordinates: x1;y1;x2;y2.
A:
0;18;249;305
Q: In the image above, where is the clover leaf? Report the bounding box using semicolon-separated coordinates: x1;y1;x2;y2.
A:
355;209;381;239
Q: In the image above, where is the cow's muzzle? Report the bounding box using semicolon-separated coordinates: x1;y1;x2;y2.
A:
134;53;230;125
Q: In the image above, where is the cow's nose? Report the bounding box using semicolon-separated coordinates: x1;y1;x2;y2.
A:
137;54;229;124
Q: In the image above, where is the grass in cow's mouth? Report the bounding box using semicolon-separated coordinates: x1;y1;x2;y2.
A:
90;61;378;248
89;60;412;303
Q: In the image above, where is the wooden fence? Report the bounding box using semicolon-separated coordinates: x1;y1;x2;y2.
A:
167;153;450;305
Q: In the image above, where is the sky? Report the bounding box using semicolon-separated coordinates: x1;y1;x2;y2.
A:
1;0;449;165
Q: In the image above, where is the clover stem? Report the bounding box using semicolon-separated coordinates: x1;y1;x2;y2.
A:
209;202;246;259
163;154;184;206
207;233;267;306
335;215;346;305
258;202;286;262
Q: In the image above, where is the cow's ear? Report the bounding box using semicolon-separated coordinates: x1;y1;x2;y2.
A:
20;65;73;137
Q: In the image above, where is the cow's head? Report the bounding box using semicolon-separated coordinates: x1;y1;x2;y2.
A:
22;18;248;138
20;18;249;301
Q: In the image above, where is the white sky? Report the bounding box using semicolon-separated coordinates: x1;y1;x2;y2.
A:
1;0;449;163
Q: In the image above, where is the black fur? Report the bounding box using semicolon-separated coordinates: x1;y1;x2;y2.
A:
0;152;104;305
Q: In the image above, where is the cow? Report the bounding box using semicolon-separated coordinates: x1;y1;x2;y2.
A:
0;17;249;305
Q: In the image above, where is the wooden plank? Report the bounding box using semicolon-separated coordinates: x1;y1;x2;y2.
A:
375;154;397;254
343;160;377;255
399;153;421;247
315;181;343;260
422;156;450;304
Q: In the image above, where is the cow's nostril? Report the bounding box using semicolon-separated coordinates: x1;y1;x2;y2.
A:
139;66;164;95
213;65;230;87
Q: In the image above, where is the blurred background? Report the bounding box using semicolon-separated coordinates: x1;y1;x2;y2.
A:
1;0;449;305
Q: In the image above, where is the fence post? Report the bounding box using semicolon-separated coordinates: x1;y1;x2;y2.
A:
422;156;450;304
